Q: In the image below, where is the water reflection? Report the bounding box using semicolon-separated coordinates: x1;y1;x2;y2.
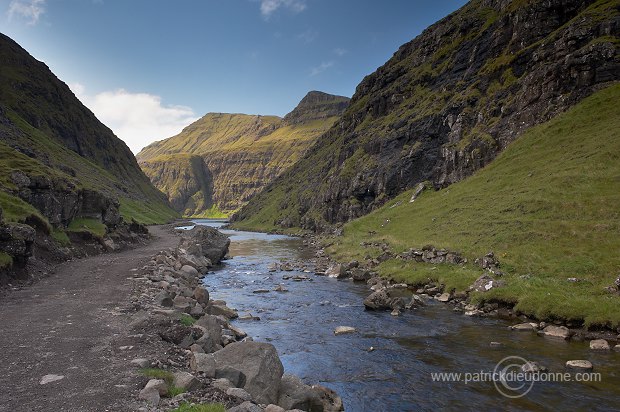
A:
189;219;620;411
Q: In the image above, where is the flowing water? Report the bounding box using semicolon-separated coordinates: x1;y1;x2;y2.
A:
185;219;620;412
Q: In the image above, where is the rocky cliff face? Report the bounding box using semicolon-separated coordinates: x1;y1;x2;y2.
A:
137;92;350;216
233;0;620;232
0;33;176;275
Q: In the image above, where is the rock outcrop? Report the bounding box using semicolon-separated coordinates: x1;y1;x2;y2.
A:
233;0;620;232
137;92;350;216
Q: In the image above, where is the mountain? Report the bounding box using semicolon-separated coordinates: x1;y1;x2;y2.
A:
0;32;177;272
137;91;350;217
329;84;620;327
232;0;619;232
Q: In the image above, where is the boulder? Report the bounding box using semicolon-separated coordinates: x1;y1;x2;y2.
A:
172;371;202;392
469;274;505;292
193;286;209;305
227;401;264;412
540;325;571;339
190;353;216;377
212;378;234;392
181;265;199;277
138;387;160;406
155;291;174;308
179;225;230;264
227;387;253;402
590;339;610;350
509;323;538;331
325;264;345;278
521;361;547;373
264;405;285;412
143;379;168;396
277;374;323;411
334;326;356;335
566;360;593;370
208;304;239;319
436;292;451;302
351;268;372;282
213;341;284;404
363;288;409;311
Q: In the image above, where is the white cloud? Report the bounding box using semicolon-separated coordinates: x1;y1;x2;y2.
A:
310;61;334;77
333;48;348;57
7;0;45;25
297;28;318;44
260;0;306;18
70;83;198;154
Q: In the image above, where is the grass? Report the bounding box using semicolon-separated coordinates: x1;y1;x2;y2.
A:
0;252;13;269
67;218;107;238
51;229;71;246
119;198;179;225
0;191;52;233
139;368;186;398
169;403;226;412
326;84;620;328
180;314;196;326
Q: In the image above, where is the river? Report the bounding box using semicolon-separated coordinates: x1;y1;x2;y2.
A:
185;219;620;411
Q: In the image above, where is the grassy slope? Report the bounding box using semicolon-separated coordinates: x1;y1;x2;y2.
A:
233;0;619;232
326;84;620;327
138;114;341;217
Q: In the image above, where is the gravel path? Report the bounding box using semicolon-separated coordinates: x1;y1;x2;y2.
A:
0;225;179;412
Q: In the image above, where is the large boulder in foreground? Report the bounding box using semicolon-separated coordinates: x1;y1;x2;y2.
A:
212;341;284;404
179;225;230;264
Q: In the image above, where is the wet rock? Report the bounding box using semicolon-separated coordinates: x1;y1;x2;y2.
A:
39;374;64;385
489;342;503;347
213;341;284;404
277;374;323;411
509;323;538;331
522;361;548;373
436;292;451;302
334;326;356;335
172;371;202;392
274;285;288;292
540;325;571;339
566;360;593;370
325;264;345;278
390;309;400;316
208;304;238;320
253;289;270;294
590;339;610;350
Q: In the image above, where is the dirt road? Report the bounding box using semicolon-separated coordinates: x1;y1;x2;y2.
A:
0;225;179;412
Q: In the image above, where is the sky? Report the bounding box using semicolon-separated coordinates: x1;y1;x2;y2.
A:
0;0;467;153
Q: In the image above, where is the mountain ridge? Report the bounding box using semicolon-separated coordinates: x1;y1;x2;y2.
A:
137;91;350;216
232;0;620;232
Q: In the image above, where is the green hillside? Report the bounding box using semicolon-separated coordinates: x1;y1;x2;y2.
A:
137;92;349;216
232;0;619;232
0;33;177;229
326;84;620;327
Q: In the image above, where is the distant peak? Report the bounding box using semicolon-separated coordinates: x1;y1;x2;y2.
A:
284;91;350;124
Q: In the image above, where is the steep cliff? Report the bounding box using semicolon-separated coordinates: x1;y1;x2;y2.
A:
0;33;177;274
232;0;619;232
137;92;350;216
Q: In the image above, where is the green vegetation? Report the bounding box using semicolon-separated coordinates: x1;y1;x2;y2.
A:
139;368;186;398
179;314;196;326
51;229;71;246
0;33;177;232
0;252;13;269
169;403;226;412
137;94;349;217
326;85;620;327
0;191;52;233
67;218;107;238
119;198;179;225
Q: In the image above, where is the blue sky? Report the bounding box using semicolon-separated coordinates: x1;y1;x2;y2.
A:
1;0;467;152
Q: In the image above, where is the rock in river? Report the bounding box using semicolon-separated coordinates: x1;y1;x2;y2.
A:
590;339;610;350
334;326;356;335
566;360;593;370
213;341;284;404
